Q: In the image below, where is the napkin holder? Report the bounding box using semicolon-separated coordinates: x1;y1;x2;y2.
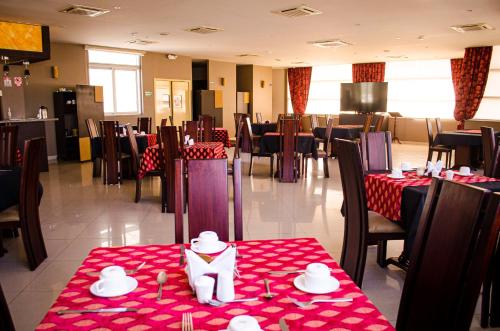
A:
185;247;236;292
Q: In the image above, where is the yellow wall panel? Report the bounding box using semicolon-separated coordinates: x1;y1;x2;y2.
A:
214;90;223;108
79;137;91;162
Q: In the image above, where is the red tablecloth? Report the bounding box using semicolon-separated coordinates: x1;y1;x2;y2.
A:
36;238;394;331
366;172;498;221
214;128;231;148
145;134;157;147
138;142;227;179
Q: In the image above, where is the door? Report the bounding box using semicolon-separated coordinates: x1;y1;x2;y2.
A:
154;79;191;127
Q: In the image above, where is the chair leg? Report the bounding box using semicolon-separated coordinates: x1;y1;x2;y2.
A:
376;240;388;268
135;178;142;203
445;152;450;169
304;156;308;178
437;151;442;161
427;149;433;163
0;236;5;257
249;154;253;176
482;278;492;327
270;155;274;177
323;157;329;178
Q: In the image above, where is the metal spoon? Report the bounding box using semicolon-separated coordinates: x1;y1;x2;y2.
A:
156;271;167;301
264;279;273;300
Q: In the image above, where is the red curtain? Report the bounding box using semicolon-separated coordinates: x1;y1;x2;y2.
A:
352;62;385;82
450;58;463;97
453;46;493;128
287;67;312;115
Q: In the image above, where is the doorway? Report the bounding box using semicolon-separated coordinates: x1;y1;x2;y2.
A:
154;79;191;127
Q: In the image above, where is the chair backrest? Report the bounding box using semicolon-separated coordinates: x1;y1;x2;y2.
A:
0;282;15;331
256;112;263;124
425;118;434;147
19;137;47;270
359;131;393;172
321;118;334;154
241;116;254;153
169;115;174;126
125;125;140;174
174;157;242;243
276;114;285;132
317;115;327;127
100;121;120;183
279;118;299;182
335;138;369;286
397;179;500;331
183;121;199;142
161;126;180;211
0;125;18;168
234;118;244;159
199;115;215;142
311;114;319;129
160;118;168;127
374;115;384;132
85;118;100;138
481;126;496;177
137;117;152;134
435;118;443;134
300;115;313;133
362;114;373;133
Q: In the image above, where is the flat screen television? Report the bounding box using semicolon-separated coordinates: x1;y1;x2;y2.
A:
340;82;388;113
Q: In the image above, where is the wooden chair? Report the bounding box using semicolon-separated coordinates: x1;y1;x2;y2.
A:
359;131;393;173
481;126;496;177
228;120;244;176
137;117;152;134
85;119;101;177
160;126;180;213
182;121;200;143
362;114;373;133
396;179;500;331
426;118;452;168
256;112;263;124
126;125;162;203
0;125;18;168
174;157;242;243
373;115;384;132
0;282;15;331
311;114;319;129
278;117;300;183
0;138;47;270
199;115;215;142
317;115;327;127
276;114;285;133
303;118;333;178
245;117;274;177
435;117;444;134
100;121;129;185
335;138;405;286
300;115;313;133
169;115;174;126
160;118;168;127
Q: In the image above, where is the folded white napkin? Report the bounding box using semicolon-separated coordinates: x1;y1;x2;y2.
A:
184;135;190;145
424;160;443;176
188;138;195;146
185;247;236;290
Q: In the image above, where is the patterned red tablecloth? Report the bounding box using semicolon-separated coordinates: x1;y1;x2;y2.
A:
145;134;157;146
366;172;498;221
138;142;227;179
36;238;394;331
214;128;231;148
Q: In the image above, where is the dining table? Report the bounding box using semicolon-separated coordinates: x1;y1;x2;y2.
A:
36;237;395;330
90;134;157;161
251;123;278;136
0;167;21;213
211;128;232;148
313;125;364;156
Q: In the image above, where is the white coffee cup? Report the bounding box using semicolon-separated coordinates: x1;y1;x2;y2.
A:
391;168;403;178
95;266;128;294
416;167;425;176
304;263;331;293
188;138;195;146
195;275;215;304
191;231;219;251
133;130;138;134
140;131;146;135
459;166;471;176
445;170;454;180
227;315;262;331
401;162;411;171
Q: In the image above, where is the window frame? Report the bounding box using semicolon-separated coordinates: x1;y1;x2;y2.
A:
87;50;143;116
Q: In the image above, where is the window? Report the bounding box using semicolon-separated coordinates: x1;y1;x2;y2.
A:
475;45;500;120
88;49;142;114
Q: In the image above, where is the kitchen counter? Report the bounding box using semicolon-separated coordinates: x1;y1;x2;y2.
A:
0;118;58;124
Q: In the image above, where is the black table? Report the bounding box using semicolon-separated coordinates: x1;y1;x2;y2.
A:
0;168;21;212
313;125;363;141
90;135;150;160
259;133;318;159
251;123;277;136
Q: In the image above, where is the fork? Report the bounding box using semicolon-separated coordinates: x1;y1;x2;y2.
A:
207;297;259;307
182;312;193;331
287;296;353;307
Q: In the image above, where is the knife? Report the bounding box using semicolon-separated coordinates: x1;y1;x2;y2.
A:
279;317;289;331
268;268;333;275
57;308;138;315
179;244;185;266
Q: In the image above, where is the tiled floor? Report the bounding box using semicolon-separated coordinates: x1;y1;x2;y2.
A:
0;142;497;330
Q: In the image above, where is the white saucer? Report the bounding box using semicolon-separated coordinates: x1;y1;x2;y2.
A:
455;172;473;177
402;167;417;172
387;174;405;179
90;277;138;298
293;274;340;294
191;241;228;254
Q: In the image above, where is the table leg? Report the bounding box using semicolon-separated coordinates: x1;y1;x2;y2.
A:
392;117;401;144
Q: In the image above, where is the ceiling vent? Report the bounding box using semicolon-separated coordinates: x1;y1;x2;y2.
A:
309;39;351;48
272;5;322;18
128;39;158;45
59;5;109;17
450;23;494;33
236;54;259;57
186;26;223;34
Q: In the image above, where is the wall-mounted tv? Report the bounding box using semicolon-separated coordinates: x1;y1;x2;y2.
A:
340;82;388;113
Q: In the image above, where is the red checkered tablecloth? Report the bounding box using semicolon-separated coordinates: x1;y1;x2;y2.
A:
145;134;157;146
214;128;231;148
365;172;498;221
138;144;162;179
36;238;394;331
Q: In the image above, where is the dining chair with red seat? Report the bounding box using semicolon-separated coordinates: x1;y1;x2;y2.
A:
303;118;333;178
174;157;242;243
245;117;274;177
481;126;496;177
182;121;200;143
199;115;215;142
137;117;152;134
335;138;405;286
278;117;300;182
0;282;15;331
160;126;181;213
0;138;47;270
425;118;452;168
85;118;101;177
100;120;130;185
396;179;500;331
359;131;393;173
0;125;18;168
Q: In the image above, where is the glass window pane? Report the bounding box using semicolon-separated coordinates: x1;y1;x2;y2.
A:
490;46;500;69
89;68;114;113
476;98;500;120
115;70;140;113
88;50;139;66
484;70;500;97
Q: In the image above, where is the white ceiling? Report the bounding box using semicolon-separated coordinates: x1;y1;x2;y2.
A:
1;0;500;67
